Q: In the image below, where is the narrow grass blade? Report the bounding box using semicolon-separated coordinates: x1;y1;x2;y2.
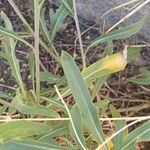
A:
3;40;27;98
94;98;110;113
38;122;69;142
62;0;73;13
109;104;127;150
121;121;150;150
0;121;52;142
92;75;109;99
69;105;86;149
61;51;106;146
139;68;150;77
54;85;87;150
12;95;60;118
86;16;147;53
40;71;60;84
40;7;51;43
0;140;76;150
1;12;27;98
0;26;34;50
7;0;33;32
40;7;59;57
7;0;60;62
40;97;64;108
49;1;70;40
128;77;150;85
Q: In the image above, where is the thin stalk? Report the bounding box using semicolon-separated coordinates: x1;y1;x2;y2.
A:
8;0;60;63
34;0;40;99
0;83;16;91
54;85;87;150
95;117;150;150
39;39;61;64
73;0;86;68
7;0;33;33
0;116;150;122
106;0;150;33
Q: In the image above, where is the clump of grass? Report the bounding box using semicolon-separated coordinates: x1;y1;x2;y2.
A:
0;0;149;149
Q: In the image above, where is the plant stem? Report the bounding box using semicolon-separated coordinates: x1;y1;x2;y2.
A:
0;116;150;122
34;0;40;100
8;0;60;63
54;85;87;150
73;0;86;68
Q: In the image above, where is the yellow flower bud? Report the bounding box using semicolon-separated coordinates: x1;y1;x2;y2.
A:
102;53;127;72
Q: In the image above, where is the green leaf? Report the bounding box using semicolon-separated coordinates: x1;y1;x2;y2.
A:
12;95;60;118
61;51;106;147
69;105;86;149
109;104;127;150
1;11;27;98
7;0;32;32
81;53;127;82
139;68;150;77
91;44;113;99
40;71;60;84
58;52;127;99
38;122;69;142
0;121;52;142
7;0;60;62
92;75;109;99
128;68;150;85
123;142;136;150
39;5;60;58
105;41;113;55
0;26;33;49
0;51;7;59
121;121;150;150
40;97;65;109
86;16;146;53
49;1;70;40
94;98;110;113
0;140;76;150
128;77;150;85
0;91;12;100
40;7;51;43
61;0;73;13
127;47;140;63
1;11;13;30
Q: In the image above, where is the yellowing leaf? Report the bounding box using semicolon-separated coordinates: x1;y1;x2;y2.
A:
101;53;127;72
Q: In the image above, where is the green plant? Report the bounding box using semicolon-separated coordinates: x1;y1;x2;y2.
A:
128;67;150;85
0;0;149;150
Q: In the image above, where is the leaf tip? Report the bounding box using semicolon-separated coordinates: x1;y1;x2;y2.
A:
61;51;71;59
